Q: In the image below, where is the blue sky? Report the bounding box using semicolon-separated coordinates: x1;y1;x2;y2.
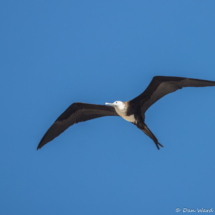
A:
1;0;215;214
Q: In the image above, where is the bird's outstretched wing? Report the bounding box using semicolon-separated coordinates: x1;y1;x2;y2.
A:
37;103;118;149
129;76;215;114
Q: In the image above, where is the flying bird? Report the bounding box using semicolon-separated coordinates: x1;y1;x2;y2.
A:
37;76;215;150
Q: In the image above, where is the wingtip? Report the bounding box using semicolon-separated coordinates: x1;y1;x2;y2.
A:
37;144;41;150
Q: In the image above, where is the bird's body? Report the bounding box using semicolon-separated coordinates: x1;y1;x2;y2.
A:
106;101;136;123
121;114;136;123
37;76;215;150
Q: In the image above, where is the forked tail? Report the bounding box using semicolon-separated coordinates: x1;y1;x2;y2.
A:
135;122;164;150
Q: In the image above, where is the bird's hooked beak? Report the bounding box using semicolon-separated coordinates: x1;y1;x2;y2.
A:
105;102;115;107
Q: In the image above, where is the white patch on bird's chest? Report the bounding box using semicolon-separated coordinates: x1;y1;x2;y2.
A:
115;107;136;123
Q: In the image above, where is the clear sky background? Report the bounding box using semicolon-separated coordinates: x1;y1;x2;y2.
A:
1;1;215;214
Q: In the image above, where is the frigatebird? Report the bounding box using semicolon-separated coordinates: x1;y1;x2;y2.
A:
37;76;215;150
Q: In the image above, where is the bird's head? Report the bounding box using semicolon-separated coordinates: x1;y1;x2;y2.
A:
105;101;125;110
